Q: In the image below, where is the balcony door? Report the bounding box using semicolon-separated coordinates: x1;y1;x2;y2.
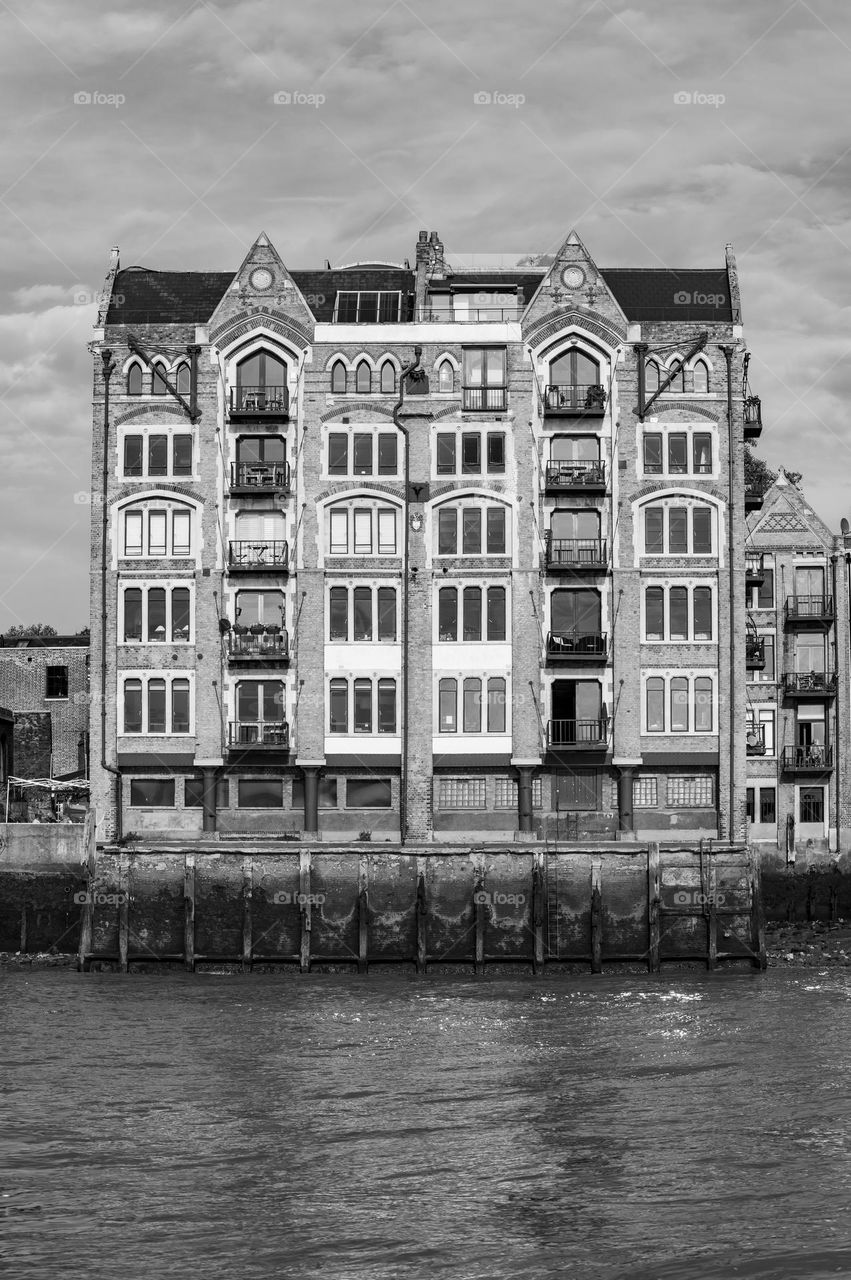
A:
551;510;599;541
551;678;602;743
795;635;825;674
236;680;285;743
551;589;601;642
795;566;824;599
549;349;600;389
551;436;599;464
796;705;826;752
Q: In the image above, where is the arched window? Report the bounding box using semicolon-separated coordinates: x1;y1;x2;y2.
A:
380;361;395;394
692;360;709;394
438;361;454;393
331;361;347;394
234;349;287;412
666;361;685;393
645;360;661;393
127;363;143;396
356;361;371;394
151;362;168;396
175;363;191;396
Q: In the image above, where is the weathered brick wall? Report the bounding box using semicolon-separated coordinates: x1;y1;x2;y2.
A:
0;646;88;776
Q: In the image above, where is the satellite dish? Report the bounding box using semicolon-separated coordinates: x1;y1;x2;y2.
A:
842;517;850;535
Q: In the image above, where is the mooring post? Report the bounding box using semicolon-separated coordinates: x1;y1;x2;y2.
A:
647;843;661;973
299;850;311;973
118;852;129;973
532;851;545;975
242;857;253;973
749;845;767;970
77;815;96;972
184;853;195;973
473;856;485;975
358;854;369;974
707;849;717;971
415;862;427;973
590;859;602;974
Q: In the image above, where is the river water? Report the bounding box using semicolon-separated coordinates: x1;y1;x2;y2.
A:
2;968;851;1280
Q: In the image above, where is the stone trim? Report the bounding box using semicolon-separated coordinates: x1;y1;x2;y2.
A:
209;309;312;349
115;404;191;426
320;402;396;422
524;307;627;349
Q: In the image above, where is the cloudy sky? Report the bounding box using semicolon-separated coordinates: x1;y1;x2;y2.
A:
1;0;849;630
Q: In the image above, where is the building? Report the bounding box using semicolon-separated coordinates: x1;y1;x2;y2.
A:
87;228;754;845
745;470;851;863
0;634;90;797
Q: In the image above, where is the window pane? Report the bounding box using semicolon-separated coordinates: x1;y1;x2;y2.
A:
380;363;395;394
124;588;143;641
328;434;348;475
237;680;259;723
669;587;688;640
644;508;664;553
353;434;372;475
176;364;191;396
378;434;397;475
148;511;167;556
643;435;662;474
694;677;713;731
172;679;190;733
438;587;457;641
148;435;168;476
800;788;824;824
172;435;192;476
487;433;505;473
330;678;347;732
124;679;142;733
463;587;482;641
487;587;506;641
147;588;167;641
330;509;348;553
172;588;191;641
462;509;482;554
463;348;483;384
487;677;506;733
263;682;284;723
692;508;712;553
693;362;709;394
124;435;143;476
693;433;711;473
148;679;166;734
668;434;688;473
486;507;505;554
436;434;456;475
746;787;755;823
761;635;775;681
438;362;453;392
354;678;372;732
668;509;688;554
693;587;712;640
130;779;175;807
439;678;457;732
377;510;396;555
461;433;481;473
356;363;371;394
646;677;664;731
353;587;372;640
760;787;776;824
484;349;506;384
438;509;457;554
645;587;664;640
378;679;396;733
124;511;143;556
757;569;774;609
329;586;348;640
463;678;482;733
346;778;391;808
377;587;396;640
151;365;167;395
358;294;379;323
127;364;143;396
172;511;191;556
238;779;283;808
331;361;347;392
670;677;689;731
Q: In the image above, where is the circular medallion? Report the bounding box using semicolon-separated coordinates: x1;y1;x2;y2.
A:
249;267;273;291
561;265;586;290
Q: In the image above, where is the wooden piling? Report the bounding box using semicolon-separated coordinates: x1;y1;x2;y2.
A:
590;859;602;974
749;845;767;970
707;850;718;971
118;852;129;973
183;853;195;973
532;852;545;975
474;858;485;975
647;842;661;973
299;850;311;973
76;814;96;972
358;855;369;974
415;865;427;973
242;857;253;973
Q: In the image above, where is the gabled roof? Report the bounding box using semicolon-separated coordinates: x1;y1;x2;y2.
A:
600;269;733;321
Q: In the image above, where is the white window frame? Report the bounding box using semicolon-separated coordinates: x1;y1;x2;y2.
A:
433;428;507;479
332;291;402;323
324;425;401;479
117;425;196;481
641;580;717;643
639;496;718;558
324;499;401;559
434;672;511;736
433;497;512;558
639;422;717;479
326;674;399;735
642;671;718;735
119;670;195;736
119;499;195;560
119;580;194;645
435;580;509;643
326;582;399;643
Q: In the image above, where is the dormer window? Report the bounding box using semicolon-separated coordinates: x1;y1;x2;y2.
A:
333;292;401;323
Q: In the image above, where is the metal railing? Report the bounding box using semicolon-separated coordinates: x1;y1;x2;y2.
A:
546;631;607;659
230;462;291;491
785;595;834;622
746;637;765;669
228;721;289;748
745;554;765;581
417;306;523;323
545;536;607;569
544;383;607;414
544;460;606;489
228;629;289;659
744;395;763;431
782;744;833;772
547;718;608;748
228;540;289;570
783;671;837;696
229;386;289;414
462;386;507;411
746;727;767;756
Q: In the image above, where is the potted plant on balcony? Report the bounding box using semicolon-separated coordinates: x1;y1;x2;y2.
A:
233;622;248;635
218;618;231;635
249;623;265;635
585;385;606;410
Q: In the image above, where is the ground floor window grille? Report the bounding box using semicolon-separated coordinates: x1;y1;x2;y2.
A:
493;776;543;808
666;775;715;807
437;777;487;809
632;776;658;808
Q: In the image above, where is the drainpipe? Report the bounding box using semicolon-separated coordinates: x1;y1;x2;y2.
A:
99;350;122;840
832;551;841;853
722;345;737;842
393;347;423;844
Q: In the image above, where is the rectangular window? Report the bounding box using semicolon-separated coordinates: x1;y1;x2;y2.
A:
124;588;143;641
172;511;191;556
692;508;712;554
487;677;506;733
462;509;482;554
632;776;658;807
291;777;338;809
377;587;396;641
148;678;166;734
486;507;506;554
237;779;283;808
329;510;348;554
353;587;372;641
756;569;775;609
377;510;396;555
45;665;69;698
644;509;664;554
759;787;776;824
436;434;456;475
377;679;396;733
346;778;392;808
693;587;712;641
439;678;457;732
668;508;688;554
463;677;482;733
129;778;175;807
185;777;229;808
667;775;715;807
124;435;143;476
693;677;713;732
353;509;372;554
487;433;506;474
753;634;775;682
487;586;506;641
353;678;372;732
147;587;166;642
378;434;397;476
328;434;348;476
329;586;348;640
668;434;688;474
439;587;457;641
438;509;457;555
462;587;482;641
173;435;193;476
172;588;191;642
746;786;755;824
693;433;712;473
670;676;689;732
554;769;601;811
172;679;191;734
645;587;664;640
669;587;688;640
461;433;481;474
123;679;142;733
437;777;486;808
494;777;543;808
643;434;663;474
124;511;143;557
148;435;168;476
646;678;665;732
353;434;373;476
329;678;348;732
800;787;824;824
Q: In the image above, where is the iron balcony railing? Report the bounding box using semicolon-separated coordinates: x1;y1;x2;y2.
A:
745;554;765;586
544;383;607;415
544;460;606;490
546;631;608;661
745;486;764;512
228;540;289;571
547;718;609;749
746;637;765;670
228;385;289;415
227;630;289;660
462;386;507;411
782;671;837;697
746;726;767;756
744;395;763;438
230;462;291;492
228;721;289;749
785;595;834;623
545;535;608;570
418;306;523;323
782;744;833;772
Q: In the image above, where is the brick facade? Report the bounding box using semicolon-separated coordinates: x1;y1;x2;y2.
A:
0;640;89;779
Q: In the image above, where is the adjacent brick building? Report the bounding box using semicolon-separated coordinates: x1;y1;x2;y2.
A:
88;228;755;844
0;636;90;781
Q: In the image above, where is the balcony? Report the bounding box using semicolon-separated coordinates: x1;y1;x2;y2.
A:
746;637;766;670
745;554;766;588
785;595;834;626
544;384;607;418
228;540;289;574
227;721;289;751
462;386;507;412
783;671;837;699
745;485;764;513
545;535;608;573
546;631;608;663
782;745;833;774
228;385;289;419
544;460;606;493
229;462;291;495
746;726;767;756
546;719;609;750
744;395;763;440
227;629;289;663
418;305;522;323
